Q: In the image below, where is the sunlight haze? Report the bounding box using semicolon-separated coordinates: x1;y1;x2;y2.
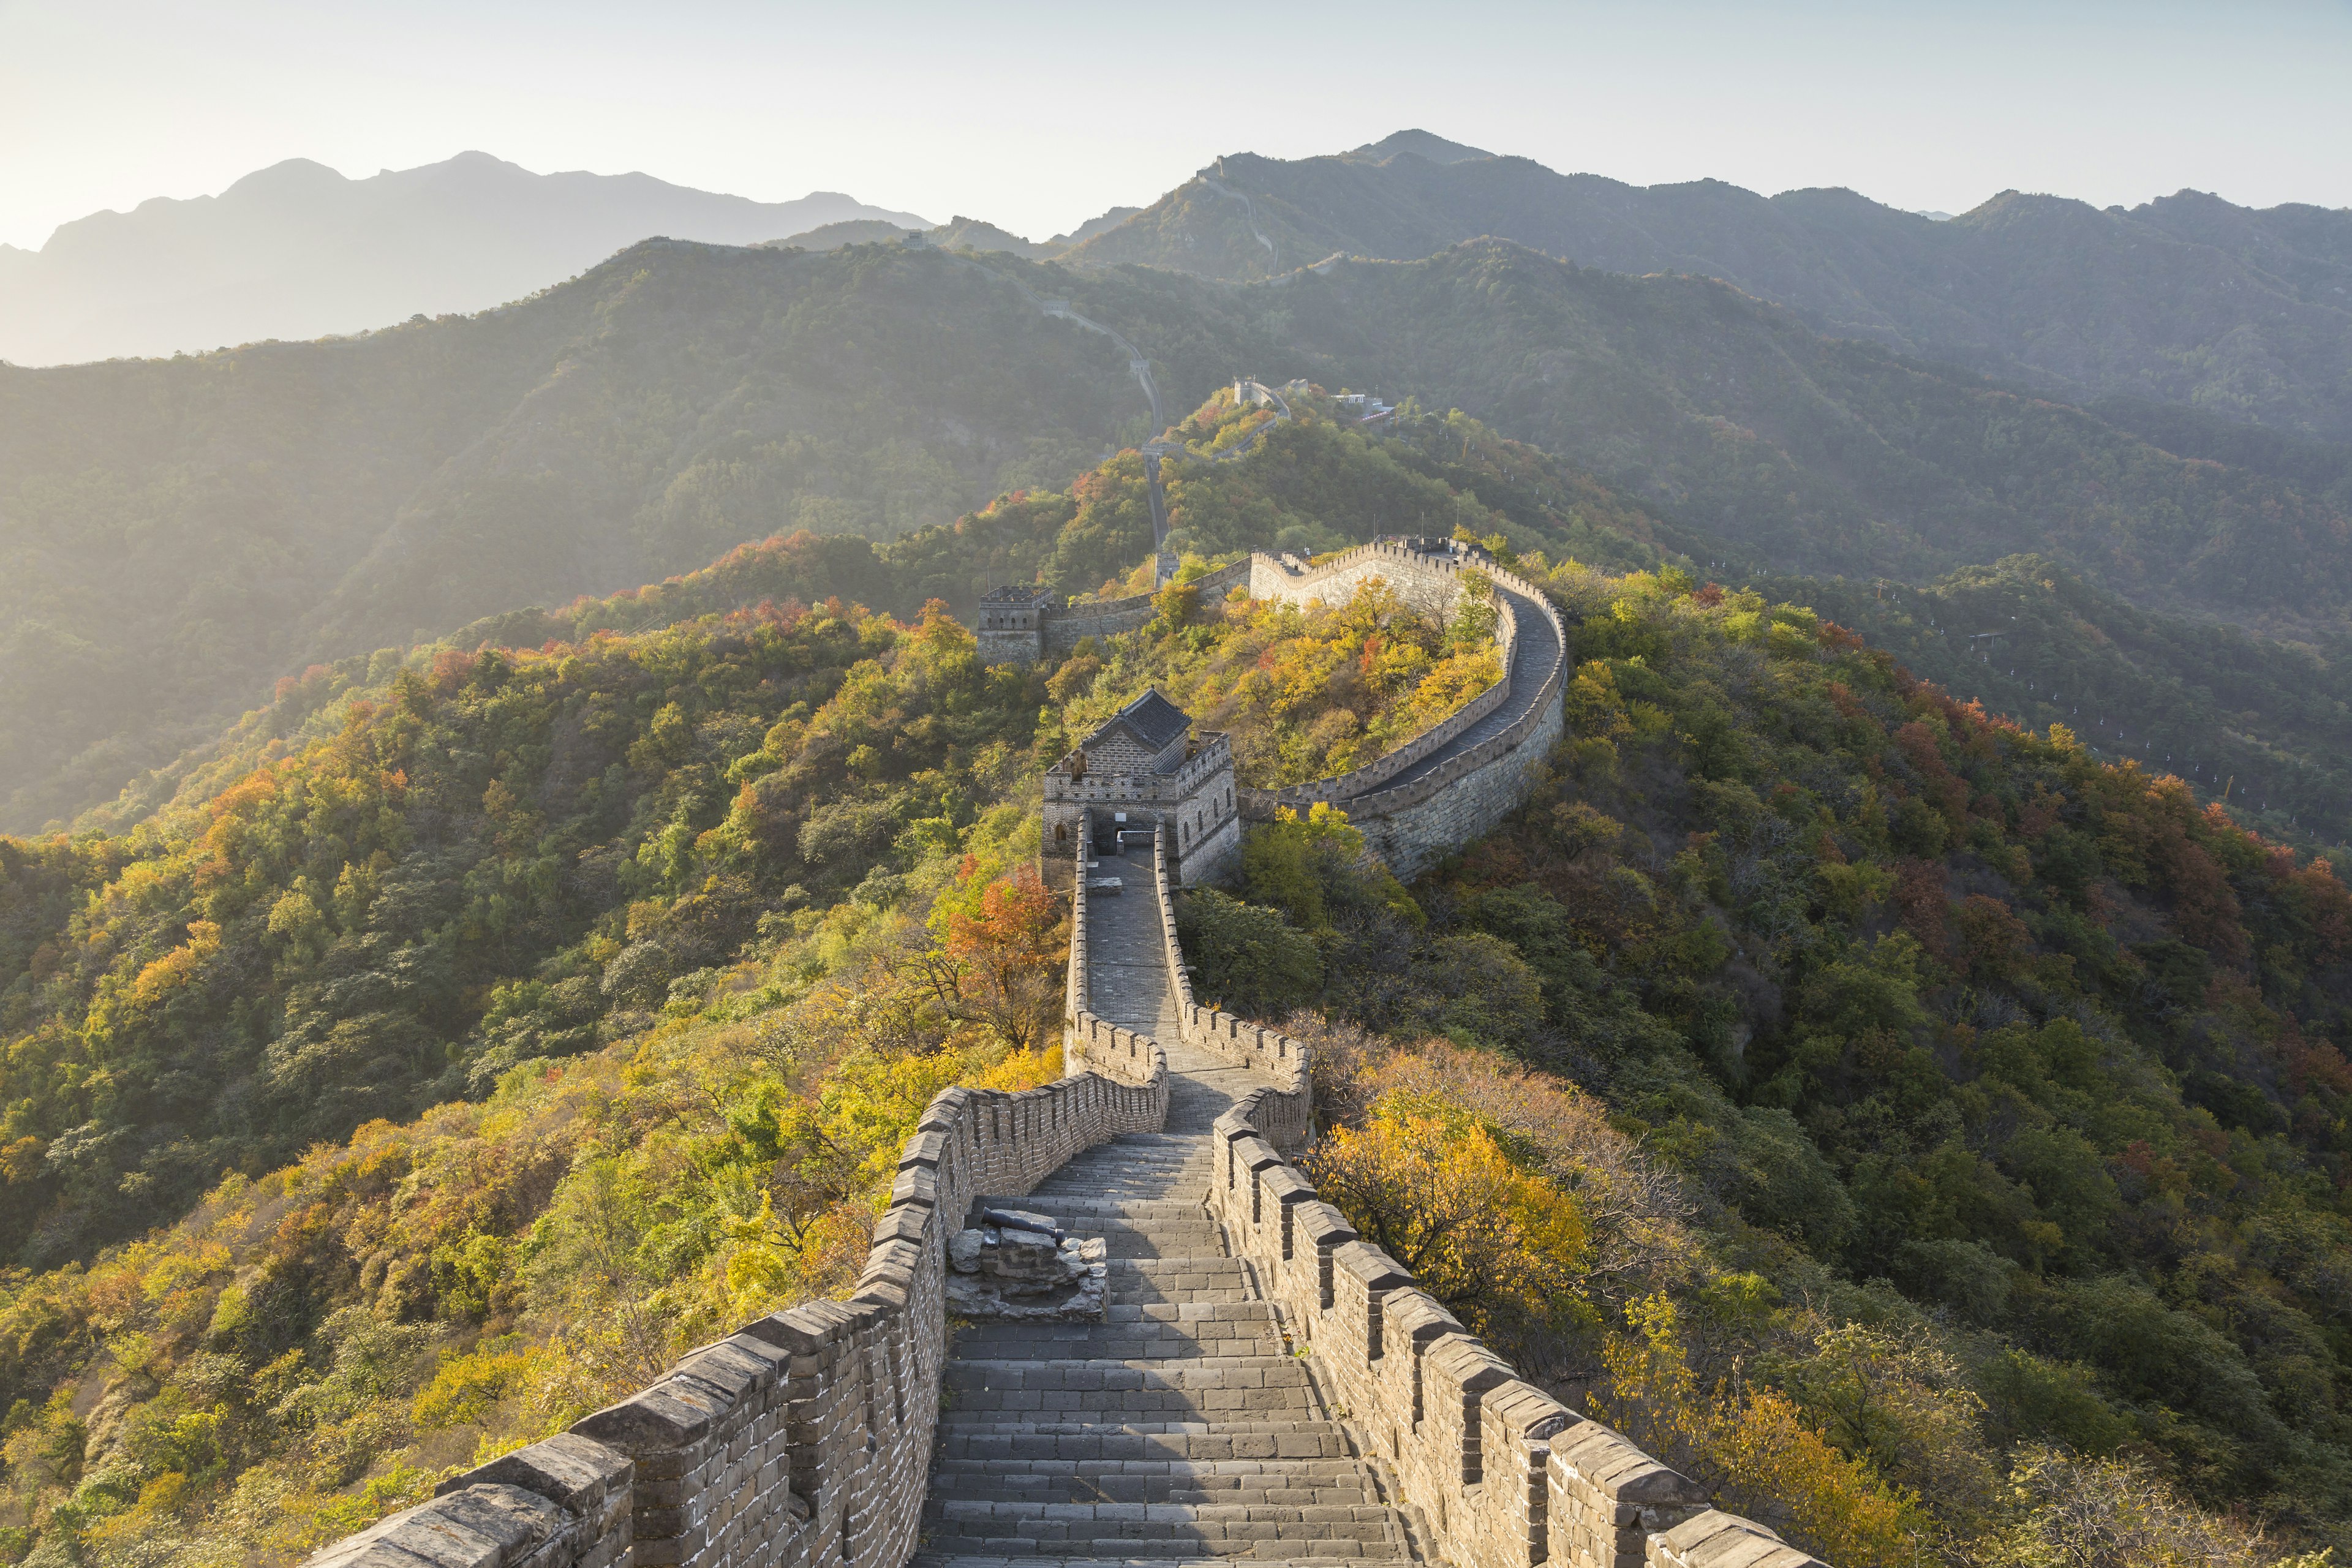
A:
3;0;2348;252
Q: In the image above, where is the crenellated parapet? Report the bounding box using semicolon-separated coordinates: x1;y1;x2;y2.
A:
1204;1082;1823;1568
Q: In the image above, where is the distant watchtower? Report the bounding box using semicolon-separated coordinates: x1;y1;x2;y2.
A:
1042;691;1240;889
976;585;1057;665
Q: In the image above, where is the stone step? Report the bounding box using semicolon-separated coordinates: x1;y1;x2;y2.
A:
1110;1258;1247;1279
927;1481;1373;1509
1102;1303;1278;1325
933;1423;1355;1463
954;1327;1281;1362
977;1197;1216;1223
1104;1259;1253;1306
932;1459;1373;1484
918;1547;1398;1564
919;1499;1401;1554
945;1389;1319;1422
945;1356;1311;1390
926;1474;1377;1508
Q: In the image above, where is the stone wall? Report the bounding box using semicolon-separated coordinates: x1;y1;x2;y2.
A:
1346;679;1566;880
1204;1084;1825;1568
1039;560;1252;652
304;811;1169;1568
1238;543;1572;881
1241;562;1521;813
1246;541;1468;621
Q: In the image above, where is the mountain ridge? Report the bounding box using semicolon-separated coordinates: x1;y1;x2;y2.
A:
1064;140;2352;439
0;152;930;366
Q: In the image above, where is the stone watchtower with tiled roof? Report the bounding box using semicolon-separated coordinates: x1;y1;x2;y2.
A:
1041;690;1240;890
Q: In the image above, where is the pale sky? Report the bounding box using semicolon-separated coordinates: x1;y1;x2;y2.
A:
2;0;2348;252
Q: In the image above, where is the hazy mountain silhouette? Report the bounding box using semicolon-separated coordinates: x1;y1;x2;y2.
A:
0;152;929;365
1066;134;2352;438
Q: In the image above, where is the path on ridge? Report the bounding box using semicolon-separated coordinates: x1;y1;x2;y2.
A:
918;844;1412;1567
1344;578;1559;799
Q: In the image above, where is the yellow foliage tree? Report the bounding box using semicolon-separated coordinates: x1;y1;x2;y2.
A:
1598;1295;1929;1568
1303;1090;1588;1340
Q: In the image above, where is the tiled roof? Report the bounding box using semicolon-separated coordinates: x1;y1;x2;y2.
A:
1070;690;1194;774
980;584;1057;605
1112;690;1191;750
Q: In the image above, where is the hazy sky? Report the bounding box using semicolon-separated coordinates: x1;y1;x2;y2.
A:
3;0;2348;251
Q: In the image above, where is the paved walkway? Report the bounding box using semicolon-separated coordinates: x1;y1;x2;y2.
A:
1369;579;1559;796
916;846;1410;1567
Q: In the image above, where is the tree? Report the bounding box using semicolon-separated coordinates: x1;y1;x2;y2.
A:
1303;1090;1587;1340
938;864;1066;1051
1176;888;1322;1016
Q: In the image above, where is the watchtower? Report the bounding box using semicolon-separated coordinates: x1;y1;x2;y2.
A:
1042;690;1240;889
976;584;1057;665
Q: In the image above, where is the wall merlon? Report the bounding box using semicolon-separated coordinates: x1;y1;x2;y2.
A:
1646;1511;1822;1568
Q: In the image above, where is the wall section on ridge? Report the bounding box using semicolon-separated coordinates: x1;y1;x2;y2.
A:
303;809;1169;1568
1237;541;1571;880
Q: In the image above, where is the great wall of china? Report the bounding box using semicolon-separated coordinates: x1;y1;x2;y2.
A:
307;486;1830;1568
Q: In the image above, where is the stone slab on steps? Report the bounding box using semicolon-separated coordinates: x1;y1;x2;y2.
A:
932;1422;1358;1464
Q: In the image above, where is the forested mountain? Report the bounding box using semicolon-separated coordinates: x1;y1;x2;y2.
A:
1265;242;2352;631
0;153;927;367
0;241;1181;831
1066;132;2352;439
7;401;2352;1564
12;230;2352;843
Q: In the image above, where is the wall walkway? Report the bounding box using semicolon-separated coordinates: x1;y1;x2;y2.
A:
1238;543;1569;878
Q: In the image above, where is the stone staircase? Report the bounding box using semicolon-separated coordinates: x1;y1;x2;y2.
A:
917;848;1412;1567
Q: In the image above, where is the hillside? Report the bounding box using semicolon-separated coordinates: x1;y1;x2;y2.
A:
1066;133;2352;440
1167;559;2352;1553
0;153;927;366
1261;242;2352;633
1761;557;2352;853
0;241;1195;831
12;521;2352;1562
14;234;2352;849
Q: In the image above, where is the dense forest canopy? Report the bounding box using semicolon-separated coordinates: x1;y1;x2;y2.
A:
1167;559;2352;1559
0;599;1074;1567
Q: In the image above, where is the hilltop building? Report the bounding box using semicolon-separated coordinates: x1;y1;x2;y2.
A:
1041;690;1239;889
976;584;1058;665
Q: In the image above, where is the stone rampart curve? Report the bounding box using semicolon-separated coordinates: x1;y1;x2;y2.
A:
1243;567;1521;812
303;811;1169;1568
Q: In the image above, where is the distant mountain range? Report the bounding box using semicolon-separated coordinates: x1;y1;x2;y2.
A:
0;152;928;366
1065;129;2352;440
